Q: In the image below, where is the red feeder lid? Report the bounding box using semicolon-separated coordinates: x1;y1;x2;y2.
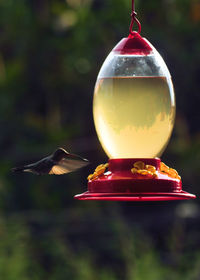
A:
112;32;153;55
74;158;196;201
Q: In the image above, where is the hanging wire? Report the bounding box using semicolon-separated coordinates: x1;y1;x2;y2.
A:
129;0;141;35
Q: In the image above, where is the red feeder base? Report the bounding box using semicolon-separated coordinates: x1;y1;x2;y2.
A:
74;158;196;201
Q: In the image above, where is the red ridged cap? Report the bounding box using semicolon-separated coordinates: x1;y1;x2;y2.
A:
113;32;152;55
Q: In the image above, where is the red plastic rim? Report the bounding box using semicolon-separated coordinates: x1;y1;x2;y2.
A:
74;158;196;201
74;191;196;201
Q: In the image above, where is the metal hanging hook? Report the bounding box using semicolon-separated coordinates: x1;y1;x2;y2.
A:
129;0;141;35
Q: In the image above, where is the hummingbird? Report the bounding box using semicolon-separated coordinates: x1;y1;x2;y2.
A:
12;148;89;175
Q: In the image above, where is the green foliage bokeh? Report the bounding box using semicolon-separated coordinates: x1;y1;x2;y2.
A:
0;0;200;279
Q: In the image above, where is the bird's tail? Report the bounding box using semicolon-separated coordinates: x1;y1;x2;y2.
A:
11;166;26;173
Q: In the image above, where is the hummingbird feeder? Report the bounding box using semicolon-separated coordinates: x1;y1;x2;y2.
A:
74;0;196;201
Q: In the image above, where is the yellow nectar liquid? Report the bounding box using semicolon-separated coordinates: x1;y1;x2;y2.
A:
93;76;175;158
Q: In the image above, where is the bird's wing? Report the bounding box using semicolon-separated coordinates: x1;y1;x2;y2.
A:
49;165;68;175
48;148;89;175
49;158;88;175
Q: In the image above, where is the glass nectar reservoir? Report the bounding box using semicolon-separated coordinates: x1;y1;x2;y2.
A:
93;32;175;158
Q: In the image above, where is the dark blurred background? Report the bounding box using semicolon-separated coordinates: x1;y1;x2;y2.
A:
0;0;200;279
